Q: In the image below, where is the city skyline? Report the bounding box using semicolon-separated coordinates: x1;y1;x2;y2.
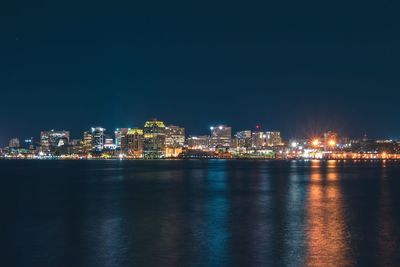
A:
2;119;400;148
3;117;400;161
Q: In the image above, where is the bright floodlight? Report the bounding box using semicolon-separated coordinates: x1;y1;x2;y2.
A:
328;139;336;147
291;142;298;148
312;139;319;147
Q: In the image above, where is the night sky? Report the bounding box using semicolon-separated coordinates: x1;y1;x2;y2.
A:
1;1;400;145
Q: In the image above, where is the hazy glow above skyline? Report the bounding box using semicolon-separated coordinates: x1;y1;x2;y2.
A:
1;1;400;145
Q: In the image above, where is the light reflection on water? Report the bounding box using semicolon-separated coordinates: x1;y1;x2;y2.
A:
305;160;351;267
1;160;400;267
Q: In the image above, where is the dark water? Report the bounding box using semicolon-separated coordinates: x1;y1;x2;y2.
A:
1;160;400;267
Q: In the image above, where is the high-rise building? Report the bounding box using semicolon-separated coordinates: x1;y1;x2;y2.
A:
104;138;116;150
114;128;123;148
143;119;166;159
235;130;252;149
187;135;210;149
165;125;185;148
115;128;130;152
126;128;144;158
91;127;106;152
40;130;70;152
8;138;20;148
82;131;93;152
252;131;266;149
265;131;282;147
165;125;185;157
210;125;232;148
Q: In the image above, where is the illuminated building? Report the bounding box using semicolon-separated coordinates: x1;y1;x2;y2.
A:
8;138;20;148
164;125;185;157
114;128;123;148
266;131;283;147
235;130;252;149
115;128;129;152
40;130;70;152
165;125;185;148
210;125;232;148
82;131;93;152
126;128;144;158
252;131;266;149
91;127;106;152
104;138;116;150
143;119;166;159
187;135;210;149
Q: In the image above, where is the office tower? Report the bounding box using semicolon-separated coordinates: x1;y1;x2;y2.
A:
126;128;144;158
115;128;129;152
143;119;166;159
252;131;266;149
165;125;185;157
165;125;185;148
91;127;106;152
187;135;210;149
210;125;232;148
104;138;116;150
82;131;93;152
266;131;283;147
235;130;252;148
40;130;70;152
114;129;123;148
8;138;20;148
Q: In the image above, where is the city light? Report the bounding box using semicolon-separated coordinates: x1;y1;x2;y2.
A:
2;121;400;160
312;139;320;147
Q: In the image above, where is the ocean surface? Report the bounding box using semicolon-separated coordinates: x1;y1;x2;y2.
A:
1;159;400;267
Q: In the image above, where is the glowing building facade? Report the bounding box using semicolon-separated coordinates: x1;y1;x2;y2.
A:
40;130;70;152
210;125;232;148
143;119;166;159
235;130;252;149
82;131;93;152
91;127;106;152
266;131;283;147
126;128;144;158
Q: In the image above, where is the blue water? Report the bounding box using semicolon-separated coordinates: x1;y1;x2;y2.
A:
1;160;399;266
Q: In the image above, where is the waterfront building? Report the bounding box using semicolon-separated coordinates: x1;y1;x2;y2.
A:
266;131;283;147
165;125;185;157
187;135;210;150
104;138;116;150
252;131;266;149
40;130;70;152
165;125;185;148
91;127;106;152
114;128;123;148
126;128;144;158
115;128;130;152
143;119;166;159
82;131;93;152
235;130;252;149
210;125;231;148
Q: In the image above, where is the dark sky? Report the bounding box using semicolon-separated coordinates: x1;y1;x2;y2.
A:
1;1;400;145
